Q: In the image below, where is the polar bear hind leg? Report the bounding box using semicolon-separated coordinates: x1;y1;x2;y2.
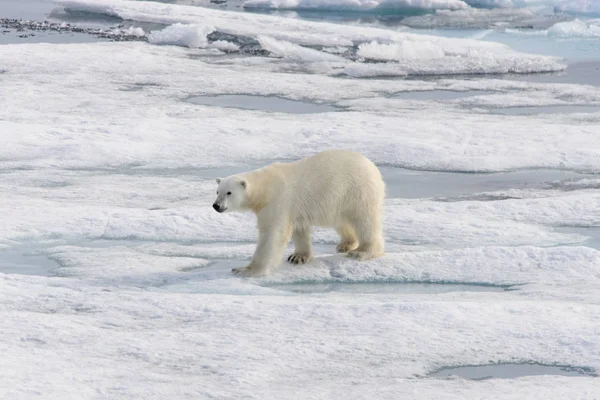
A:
347;210;384;261
335;222;358;253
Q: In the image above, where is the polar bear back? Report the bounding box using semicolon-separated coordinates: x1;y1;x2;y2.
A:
250;150;385;227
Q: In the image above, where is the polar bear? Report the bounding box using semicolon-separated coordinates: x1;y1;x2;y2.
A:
213;150;385;276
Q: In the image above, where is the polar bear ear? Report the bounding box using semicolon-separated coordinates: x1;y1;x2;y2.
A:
240;180;247;188
216;177;222;184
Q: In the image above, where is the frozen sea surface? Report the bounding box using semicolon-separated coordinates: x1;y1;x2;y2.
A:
1;0;600;399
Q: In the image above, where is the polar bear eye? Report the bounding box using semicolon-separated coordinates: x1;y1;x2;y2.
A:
227;192;232;195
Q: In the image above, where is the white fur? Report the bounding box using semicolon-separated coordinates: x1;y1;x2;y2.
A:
213;150;385;276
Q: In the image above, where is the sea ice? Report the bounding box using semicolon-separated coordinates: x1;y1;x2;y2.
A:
1;2;599;398
548;18;600;37
243;0;470;11
56;0;566;75
148;23;214;47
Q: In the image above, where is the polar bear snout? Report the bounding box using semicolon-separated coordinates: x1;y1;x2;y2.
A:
213;203;227;213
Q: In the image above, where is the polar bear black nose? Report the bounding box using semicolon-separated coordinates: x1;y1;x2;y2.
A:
213;204;220;212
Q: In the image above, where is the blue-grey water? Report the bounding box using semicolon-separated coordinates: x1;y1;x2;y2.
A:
429;363;598;379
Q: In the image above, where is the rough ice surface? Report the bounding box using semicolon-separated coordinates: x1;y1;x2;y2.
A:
243;0;470;11
1;42;597;172
148;23;214;47
123;25;145;37
1;0;600;398
401;7;540;28
56;0;566;76
357;40;446;61
548;18;600;37
505;18;600;38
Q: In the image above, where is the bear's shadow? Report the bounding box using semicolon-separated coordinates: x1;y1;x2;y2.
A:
287;253;350;267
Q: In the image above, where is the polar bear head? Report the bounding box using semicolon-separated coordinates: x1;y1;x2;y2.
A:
213;176;247;213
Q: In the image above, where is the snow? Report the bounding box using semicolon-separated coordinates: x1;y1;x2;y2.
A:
1;0;600;398
243;0;470;11
357;40;446;61
548;18;600;37
1;271;598;399
257;35;347;62
505;18;600;37
208;40;240;52
0;42;597;173
148;23;214;48
240;0;600;13
56;0;566;75
122;26;145;37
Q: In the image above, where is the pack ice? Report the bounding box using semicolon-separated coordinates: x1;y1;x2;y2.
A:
0;0;599;398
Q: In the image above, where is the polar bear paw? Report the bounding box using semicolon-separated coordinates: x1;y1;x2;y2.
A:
347;250;371;261
287;252;313;265
336;240;358;253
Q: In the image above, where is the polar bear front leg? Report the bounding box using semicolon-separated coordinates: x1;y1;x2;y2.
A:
288;227;313;265
232;224;292;276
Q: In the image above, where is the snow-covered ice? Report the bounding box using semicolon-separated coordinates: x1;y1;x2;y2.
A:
56;0;566;75
1;0;600;398
148;23;213;47
548;18;600;36
243;0;470;11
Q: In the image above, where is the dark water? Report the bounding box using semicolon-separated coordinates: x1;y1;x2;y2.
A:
556;227;600;250
378;168;594;199
393;89;600;115
1;0;57;20
0;29;105;45
491;104;600;115
0;249;59;276
187;94;339;113
393;90;497;101
497;62;600;87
